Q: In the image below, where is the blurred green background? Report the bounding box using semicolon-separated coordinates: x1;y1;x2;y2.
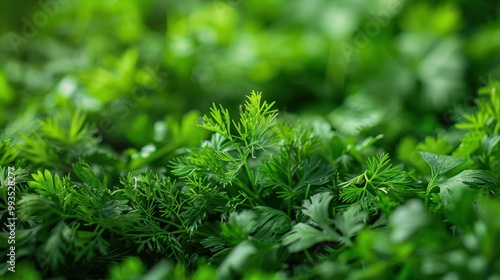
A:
1;0;499;160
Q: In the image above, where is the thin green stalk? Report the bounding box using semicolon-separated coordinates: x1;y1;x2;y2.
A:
233;177;263;205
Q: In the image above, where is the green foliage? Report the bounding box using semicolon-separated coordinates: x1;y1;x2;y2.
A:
2;0;500;278
172;91;279;199
5;109;99;173
454;82;500;176
339;153;417;213
0;133;18;166
10;164;139;273
3;83;500;279
283;193;340;253
199;91;279;157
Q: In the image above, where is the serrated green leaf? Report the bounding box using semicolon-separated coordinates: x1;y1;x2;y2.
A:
221;210;257;245
419;151;466;179
390;199;429;242
334;205;365;244
302;192;334;227
282;223;340;253
438;170;500;206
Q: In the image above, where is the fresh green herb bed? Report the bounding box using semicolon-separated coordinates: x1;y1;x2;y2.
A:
2;83;500;279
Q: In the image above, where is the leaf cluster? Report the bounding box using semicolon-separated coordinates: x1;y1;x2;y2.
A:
3;84;500;279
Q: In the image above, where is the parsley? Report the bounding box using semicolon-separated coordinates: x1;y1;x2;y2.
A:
2;83;500;279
